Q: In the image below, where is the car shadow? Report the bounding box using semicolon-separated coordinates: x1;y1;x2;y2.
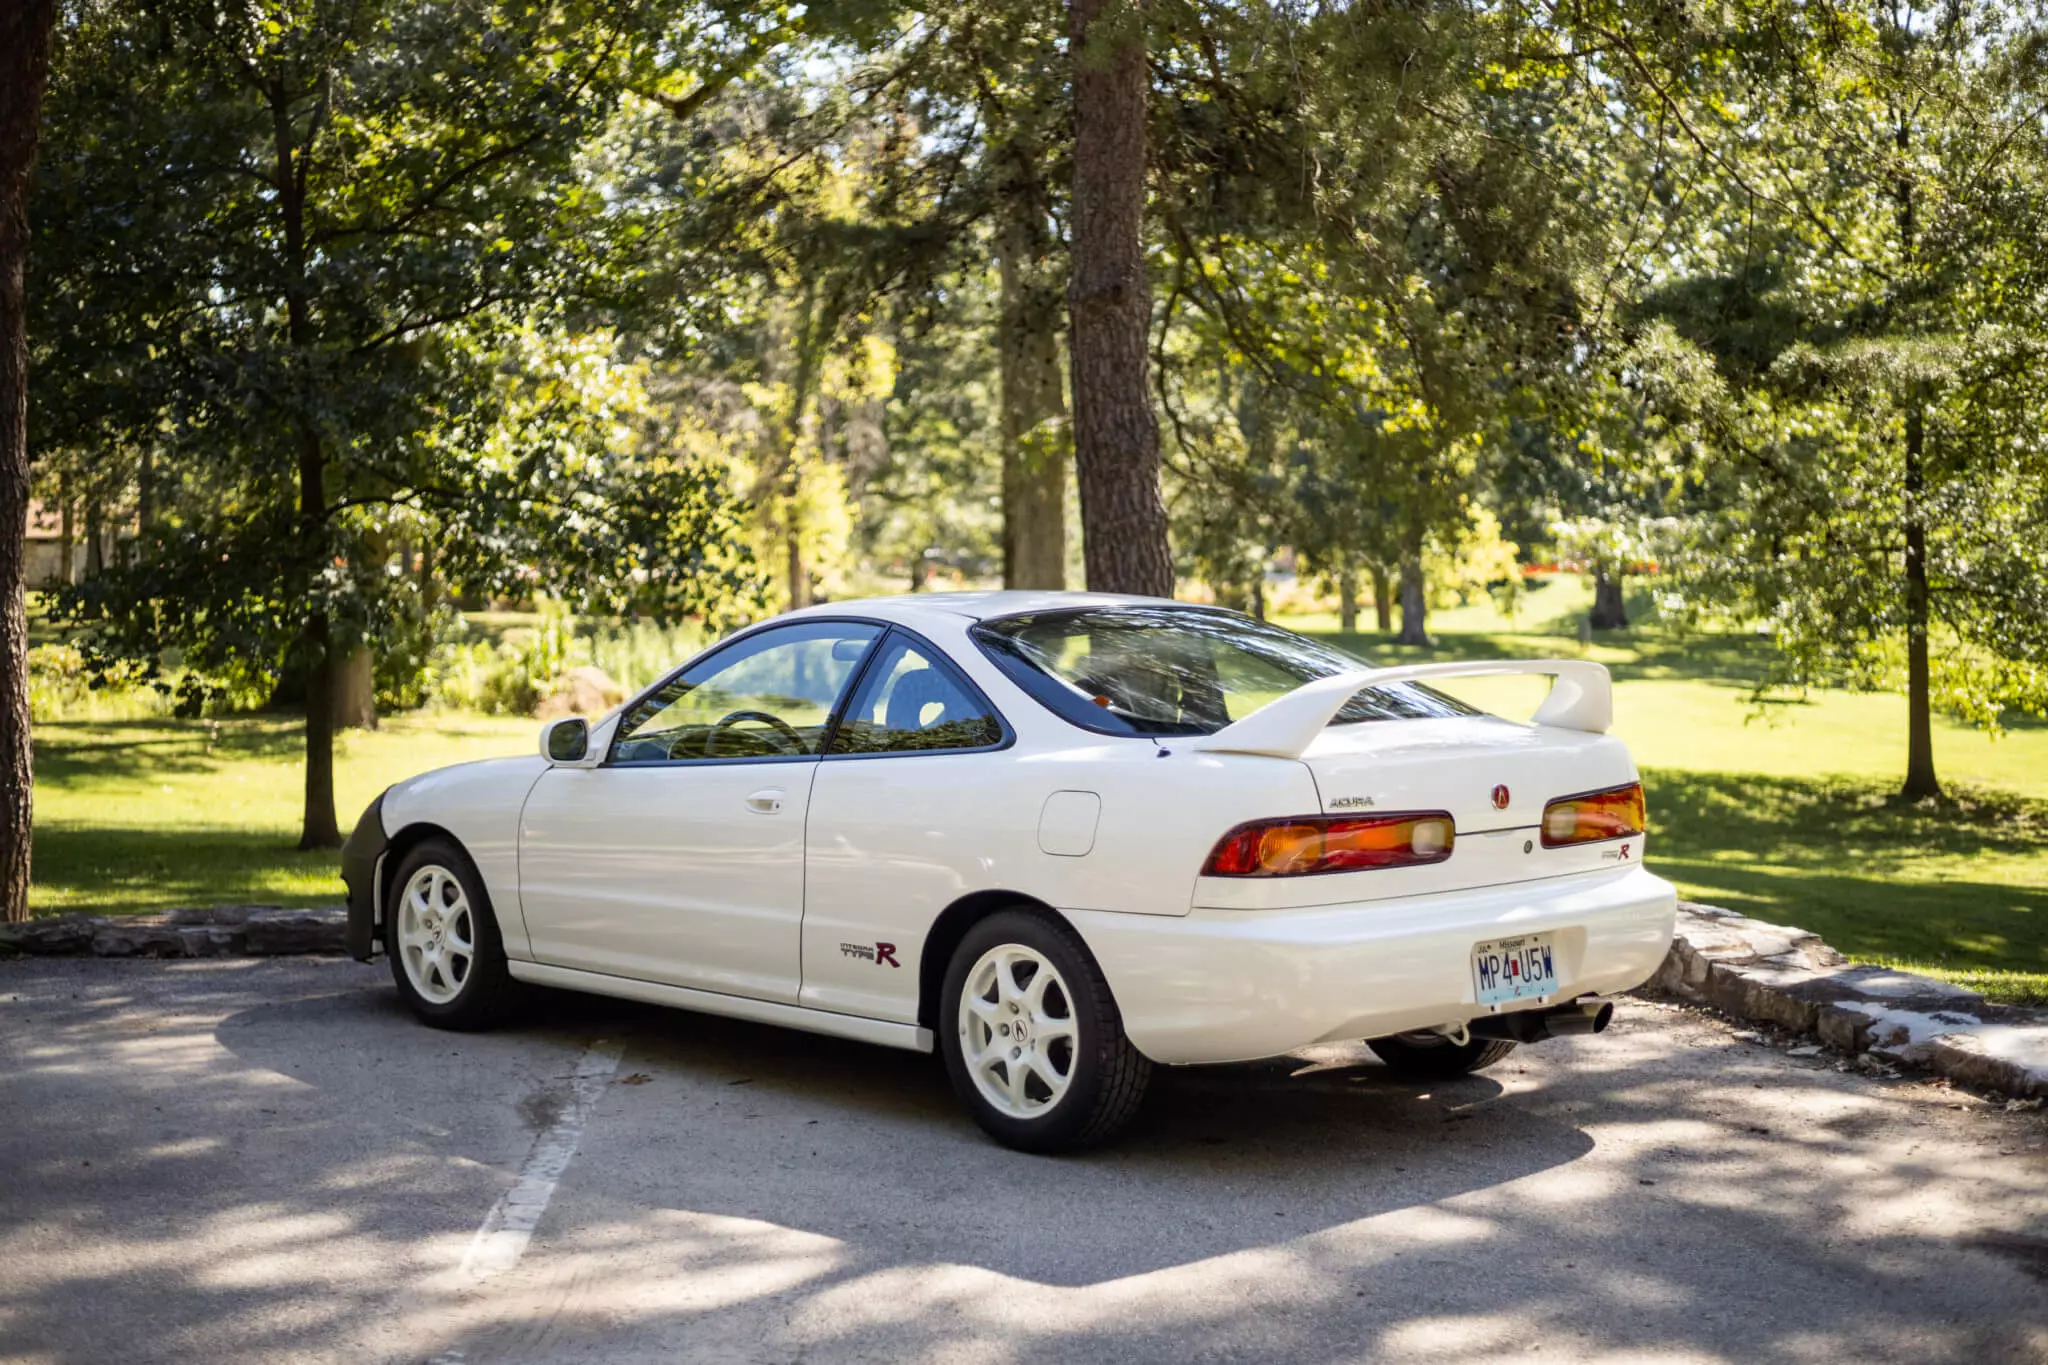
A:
219;976;1593;1288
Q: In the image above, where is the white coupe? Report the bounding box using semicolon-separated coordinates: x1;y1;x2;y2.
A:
342;592;1677;1151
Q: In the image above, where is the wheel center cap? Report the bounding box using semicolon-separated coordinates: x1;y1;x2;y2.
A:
1012;1017;1032;1045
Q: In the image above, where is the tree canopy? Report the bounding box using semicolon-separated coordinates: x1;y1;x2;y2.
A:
10;0;2048;880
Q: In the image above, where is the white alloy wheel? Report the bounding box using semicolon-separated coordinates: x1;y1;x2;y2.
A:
957;944;1080;1119
396;864;475;1005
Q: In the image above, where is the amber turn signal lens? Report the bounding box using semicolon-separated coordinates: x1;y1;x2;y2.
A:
1203;812;1457;877
1539;782;1646;848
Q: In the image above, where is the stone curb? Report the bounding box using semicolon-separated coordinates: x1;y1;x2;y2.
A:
0;906;348;959
1650;901;2048;1100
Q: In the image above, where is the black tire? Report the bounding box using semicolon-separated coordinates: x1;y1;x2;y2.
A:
1368;1030;1518;1080
939;909;1152;1154
384;838;520;1031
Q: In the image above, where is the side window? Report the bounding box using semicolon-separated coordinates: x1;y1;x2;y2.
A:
610;622;881;764
828;636;1003;755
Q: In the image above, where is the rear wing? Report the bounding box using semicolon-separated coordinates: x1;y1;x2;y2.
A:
1191;660;1613;760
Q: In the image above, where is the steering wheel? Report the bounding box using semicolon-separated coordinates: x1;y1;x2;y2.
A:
708;709;806;756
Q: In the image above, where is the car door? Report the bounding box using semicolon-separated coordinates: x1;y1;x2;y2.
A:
800;630;1020;1023
518;620;882;1003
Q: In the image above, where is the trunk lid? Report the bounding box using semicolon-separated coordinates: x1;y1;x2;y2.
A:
1192;715;1645;910
1301;714;1634;833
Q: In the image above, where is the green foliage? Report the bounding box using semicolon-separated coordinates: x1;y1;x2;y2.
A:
29;0;764;836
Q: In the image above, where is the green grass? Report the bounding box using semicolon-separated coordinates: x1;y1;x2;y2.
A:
22;577;2047;1005
30;713;535;914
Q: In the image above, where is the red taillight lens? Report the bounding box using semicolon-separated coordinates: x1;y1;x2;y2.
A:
1540;782;1647;847
1202;812;1456;877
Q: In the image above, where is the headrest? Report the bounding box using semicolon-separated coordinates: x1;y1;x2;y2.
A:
885;668;956;731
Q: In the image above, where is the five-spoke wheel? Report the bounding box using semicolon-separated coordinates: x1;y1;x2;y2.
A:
939;909;1151;1153
396;864;476;1004
957;944;1080;1119
385;838;518;1030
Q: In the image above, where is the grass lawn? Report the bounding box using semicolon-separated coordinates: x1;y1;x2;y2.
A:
23;577;2047;1004
30;713;535;914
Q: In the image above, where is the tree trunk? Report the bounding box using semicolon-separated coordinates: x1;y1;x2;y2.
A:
1589;569;1629;630
418;534;437;613
0;0;55;922
1337;556;1359;633
1397;554;1430;647
1371;563;1393;632
1901;401;1940;801
135;443;154;559
786;527;809;610
998;163;1068;591
1068;0;1171;597
1891;106;1939;802
272;86;341;850
84;495;103;575
56;476;72;584
333;647;376;731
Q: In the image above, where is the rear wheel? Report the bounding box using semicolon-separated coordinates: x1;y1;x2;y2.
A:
1368;1030;1517;1080
939;910;1151;1153
385;839;519;1031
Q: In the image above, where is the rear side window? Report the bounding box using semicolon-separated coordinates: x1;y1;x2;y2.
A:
829;635;1004;755
971;606;1480;738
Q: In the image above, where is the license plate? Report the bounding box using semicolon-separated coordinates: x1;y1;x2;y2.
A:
1472;933;1559;1006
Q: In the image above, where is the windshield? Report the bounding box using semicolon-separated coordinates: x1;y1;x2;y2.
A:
970;606;1482;739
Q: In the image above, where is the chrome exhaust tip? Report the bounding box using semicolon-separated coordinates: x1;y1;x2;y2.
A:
1468;997;1614;1043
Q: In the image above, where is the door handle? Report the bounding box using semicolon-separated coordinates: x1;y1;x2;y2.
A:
744;789;785;814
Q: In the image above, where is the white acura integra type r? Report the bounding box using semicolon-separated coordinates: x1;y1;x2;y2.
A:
343;592;1676;1151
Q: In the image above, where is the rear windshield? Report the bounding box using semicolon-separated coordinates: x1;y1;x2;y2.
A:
970;606;1482;739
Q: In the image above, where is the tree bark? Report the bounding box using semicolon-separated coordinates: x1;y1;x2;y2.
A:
0;0;55;923
333;647;376;730
1589;569;1629;630
83;494;103;575
786;527;809;610
272;83;341;849
998;161;1068;591
1337;556;1359;633
1067;0;1171;597
418;533;437;613
56;477;72;584
1901;401;1940;801
1397;554;1430;647
1371;563;1393;632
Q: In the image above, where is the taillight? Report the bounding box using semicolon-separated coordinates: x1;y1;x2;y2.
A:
1202;812;1456;877
1541;782;1646;847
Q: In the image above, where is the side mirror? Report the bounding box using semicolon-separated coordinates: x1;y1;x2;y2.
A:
540;716;590;764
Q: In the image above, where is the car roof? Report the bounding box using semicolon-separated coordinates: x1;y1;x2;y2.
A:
780;590;1198;628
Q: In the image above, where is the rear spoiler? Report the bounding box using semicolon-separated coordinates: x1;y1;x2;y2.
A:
1191;660;1613;760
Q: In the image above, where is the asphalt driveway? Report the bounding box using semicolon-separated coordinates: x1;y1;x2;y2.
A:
1;956;2042;1364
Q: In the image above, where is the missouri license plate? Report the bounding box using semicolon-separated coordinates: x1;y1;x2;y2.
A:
1472;933;1559;1006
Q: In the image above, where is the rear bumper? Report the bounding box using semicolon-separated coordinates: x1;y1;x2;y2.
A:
1065;865;1677;1065
340;792;389;962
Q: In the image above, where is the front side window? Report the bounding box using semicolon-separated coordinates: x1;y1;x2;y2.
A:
610;622;881;763
829;635;1004;755
971;606;1480;738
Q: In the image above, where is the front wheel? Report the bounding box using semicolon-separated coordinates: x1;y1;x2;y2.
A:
1368;1030;1518;1080
939;910;1151;1153
385;839;520;1031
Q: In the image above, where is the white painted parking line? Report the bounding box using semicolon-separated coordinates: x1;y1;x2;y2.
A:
458;1039;624;1279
